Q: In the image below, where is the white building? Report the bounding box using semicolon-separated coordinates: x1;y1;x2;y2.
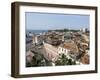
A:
80;28;88;33
58;46;70;56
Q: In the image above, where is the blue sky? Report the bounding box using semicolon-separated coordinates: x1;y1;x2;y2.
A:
25;12;89;30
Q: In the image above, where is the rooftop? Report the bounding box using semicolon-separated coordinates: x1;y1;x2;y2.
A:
59;40;79;53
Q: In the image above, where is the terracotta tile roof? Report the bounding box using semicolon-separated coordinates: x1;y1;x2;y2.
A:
81;54;89;64
60;40;79;53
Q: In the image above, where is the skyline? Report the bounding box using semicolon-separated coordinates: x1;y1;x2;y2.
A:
25;12;90;30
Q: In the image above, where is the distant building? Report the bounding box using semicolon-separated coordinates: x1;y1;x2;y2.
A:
80;28;88;33
26;32;34;43
29;33;33;36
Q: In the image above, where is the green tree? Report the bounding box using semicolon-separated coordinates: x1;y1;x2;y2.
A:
55;54;77;66
31;54;46;67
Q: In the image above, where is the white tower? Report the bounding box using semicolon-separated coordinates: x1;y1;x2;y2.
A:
35;36;38;44
32;35;38;44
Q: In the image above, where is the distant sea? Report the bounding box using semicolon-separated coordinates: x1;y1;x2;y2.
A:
26;30;48;34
